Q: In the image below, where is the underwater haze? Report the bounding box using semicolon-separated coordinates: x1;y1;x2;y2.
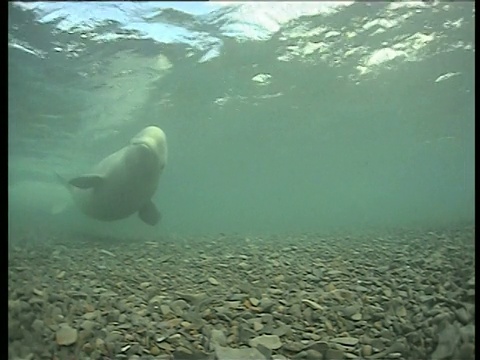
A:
8;1;475;238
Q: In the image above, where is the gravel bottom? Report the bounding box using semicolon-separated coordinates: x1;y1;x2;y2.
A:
8;225;475;360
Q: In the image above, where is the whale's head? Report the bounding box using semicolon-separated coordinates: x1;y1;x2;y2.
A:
124;126;168;179
129;126;167;168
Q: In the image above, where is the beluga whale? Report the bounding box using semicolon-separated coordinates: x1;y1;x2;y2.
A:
56;126;167;226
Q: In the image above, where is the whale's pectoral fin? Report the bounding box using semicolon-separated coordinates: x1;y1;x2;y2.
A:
69;174;105;189
138;200;161;226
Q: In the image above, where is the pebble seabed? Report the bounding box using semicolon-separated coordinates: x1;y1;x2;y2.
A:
8;225;475;360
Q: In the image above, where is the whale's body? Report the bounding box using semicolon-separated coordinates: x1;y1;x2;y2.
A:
59;126;167;226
